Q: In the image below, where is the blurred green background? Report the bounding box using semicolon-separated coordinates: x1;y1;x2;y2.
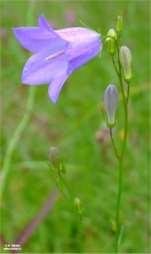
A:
0;0;150;253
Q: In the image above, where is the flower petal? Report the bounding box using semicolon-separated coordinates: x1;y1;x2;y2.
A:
38;15;51;31
68;39;101;72
22;45;68;85
13;27;51;53
57;27;101;71
57;27;100;45
48;72;69;103
13;18;67;53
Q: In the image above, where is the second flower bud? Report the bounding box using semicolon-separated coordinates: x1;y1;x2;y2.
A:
104;84;119;127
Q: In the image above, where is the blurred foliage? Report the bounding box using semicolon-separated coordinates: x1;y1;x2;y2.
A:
0;0;150;253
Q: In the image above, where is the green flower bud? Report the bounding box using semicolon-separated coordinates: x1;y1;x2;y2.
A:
105;37;115;55
116;16;123;32
120;46;132;81
104;84;119;127
48;146;60;167
74;197;80;209
74;197;82;214
107;28;117;40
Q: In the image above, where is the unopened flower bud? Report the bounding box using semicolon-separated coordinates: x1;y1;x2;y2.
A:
74;197;80;209
104;84;119;127
48;146;60;167
120;46;132;81
74;197;82;214
116;16;123;32
107;28;117;40
105;37;115;55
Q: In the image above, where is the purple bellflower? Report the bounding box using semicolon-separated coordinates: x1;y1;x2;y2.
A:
13;16;102;103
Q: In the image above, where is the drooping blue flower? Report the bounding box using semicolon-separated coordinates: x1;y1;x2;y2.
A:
13;16;102;103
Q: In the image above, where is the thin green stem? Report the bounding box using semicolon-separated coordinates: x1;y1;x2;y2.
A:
110;40;129;253
1;87;36;200
1;0;35;203
109;128;120;160
112;55;120;77
117;43;128;158
115;44;128;253
126;81;130;104
115;156;123;253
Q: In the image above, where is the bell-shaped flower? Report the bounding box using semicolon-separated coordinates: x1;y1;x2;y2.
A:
13;15;102;103
104;84;119;127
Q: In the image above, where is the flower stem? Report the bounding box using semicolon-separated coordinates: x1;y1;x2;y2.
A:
115;154;123;252
117;42;128;159
1;87;36;201
109;128;120;160
115;43;129;253
1;0;35;203
110;41;129;252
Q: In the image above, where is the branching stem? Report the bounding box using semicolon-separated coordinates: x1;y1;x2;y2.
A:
110;39;130;253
